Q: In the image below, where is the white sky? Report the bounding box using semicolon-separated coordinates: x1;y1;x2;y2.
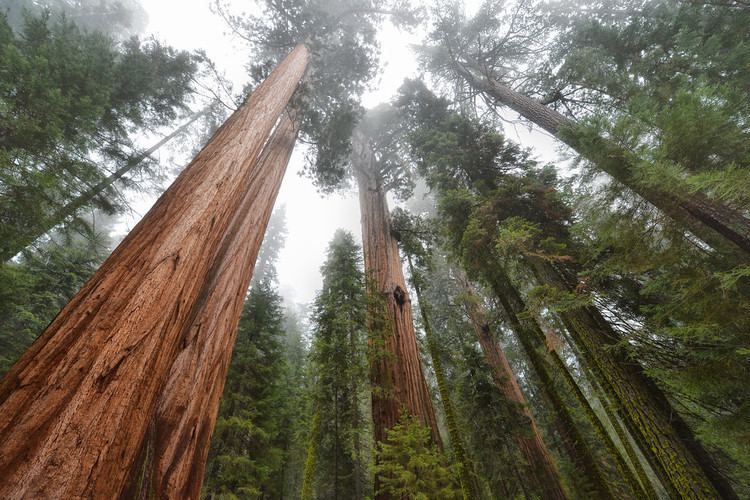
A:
120;0;561;305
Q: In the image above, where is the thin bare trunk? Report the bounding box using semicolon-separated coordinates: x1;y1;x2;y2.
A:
352;133;441;451
0;44;309;499
1;109;207;263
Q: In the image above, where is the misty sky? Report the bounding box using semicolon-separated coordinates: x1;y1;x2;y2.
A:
125;0;561;305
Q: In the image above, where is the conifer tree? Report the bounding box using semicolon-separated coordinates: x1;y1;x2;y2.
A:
304;230;370;499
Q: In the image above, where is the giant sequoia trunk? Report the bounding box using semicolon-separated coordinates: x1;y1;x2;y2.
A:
0;44;309;499
122;113;299;499
452;269;569;500
352;133;441;449
454;61;750;259
527;257;738;500
0;109;208;263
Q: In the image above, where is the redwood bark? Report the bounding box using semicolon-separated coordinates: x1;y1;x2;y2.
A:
454;61;750;259
528;257;737;500
0;44;309;499
352;133;441;448
122;113;299;499
453;269;568;500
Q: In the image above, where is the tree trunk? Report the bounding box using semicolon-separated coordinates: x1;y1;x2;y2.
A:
407;256;479;499
452;269;568;500
527;256;738;500
454;61;750;259
0;44;309;499
1;108;208;263
301;406;321;500
481;265;617;500
352;133;441;450
121;113;300;499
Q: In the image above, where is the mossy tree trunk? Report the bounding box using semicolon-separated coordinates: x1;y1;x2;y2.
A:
406;256;479;499
0;44;309;499
527;256;737;500
453;269;569;500
453;61;750;260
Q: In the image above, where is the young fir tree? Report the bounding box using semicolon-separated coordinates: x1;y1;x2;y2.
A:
202;278;292;499
303;229;371;500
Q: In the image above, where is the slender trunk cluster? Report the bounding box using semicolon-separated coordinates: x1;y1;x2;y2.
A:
454;61;750;259
0;44;309;499
452;269;569;500
527;257;737;500
407;257;478;499
481;266;618;499
352;133;441;449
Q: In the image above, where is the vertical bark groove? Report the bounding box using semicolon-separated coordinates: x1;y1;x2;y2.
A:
352;133;441;450
0;45;309;499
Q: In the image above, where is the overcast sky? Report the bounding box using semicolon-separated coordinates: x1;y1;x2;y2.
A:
123;0;561;306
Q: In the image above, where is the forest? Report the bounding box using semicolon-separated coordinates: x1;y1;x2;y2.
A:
0;0;749;498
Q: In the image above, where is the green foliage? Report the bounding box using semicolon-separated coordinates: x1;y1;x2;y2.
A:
305;229;371;499
0;235;107;374
203;280;305;499
0;11;197;260
373;412;462;500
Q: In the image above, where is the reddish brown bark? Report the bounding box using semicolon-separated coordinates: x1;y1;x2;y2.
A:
0;45;309;499
352;133;441;448
453;269;568;500
122;113;299;499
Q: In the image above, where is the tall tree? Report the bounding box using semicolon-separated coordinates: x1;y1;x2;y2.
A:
122;113;301;499
0;12;198;261
304;230;370;499
422;0;750;259
0;44;309;498
397;80;740;498
351;126;442;449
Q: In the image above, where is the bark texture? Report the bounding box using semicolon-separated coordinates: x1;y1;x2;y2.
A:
482;266;616;500
454;61;750;259
122;113;299;499
0;44;309;499
528;257;737;500
352;133;441;448
453;269;568;500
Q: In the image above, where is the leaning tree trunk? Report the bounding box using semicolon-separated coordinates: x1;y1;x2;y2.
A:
454;61;750;259
452;269;569;500
0;108;208;263
527;256;738;500
0;44;309;499
480;265;618;500
121;113;300;499
406;256;479;499
352;133;441;449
